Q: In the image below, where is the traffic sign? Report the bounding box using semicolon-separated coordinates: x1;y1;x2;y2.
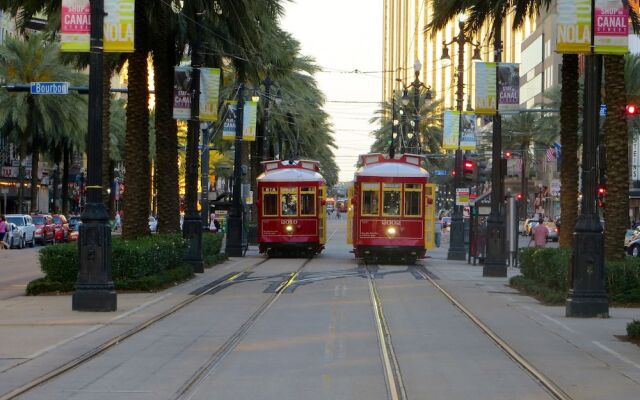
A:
433;169;449;176
30;82;69;95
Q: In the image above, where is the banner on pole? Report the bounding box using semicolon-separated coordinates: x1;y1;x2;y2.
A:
497;63;520;111
474;62;497;115
61;0;134;53
242;101;258;142
442;110;460;150
199;68;221;121
594;0;629;54
460;112;477;151
222;101;238;140
556;0;592;54
173;67;192;120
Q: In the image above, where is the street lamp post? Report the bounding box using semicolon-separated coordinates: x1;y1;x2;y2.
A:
441;16;481;261
261;76;274;162
73;0;116;311
400;60;432;154
226;83;245;257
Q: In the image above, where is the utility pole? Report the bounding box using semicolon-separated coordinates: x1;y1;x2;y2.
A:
201;124;210;230
183;20;204;273
262;76;273;161
226;83;245;257
73;0;116;311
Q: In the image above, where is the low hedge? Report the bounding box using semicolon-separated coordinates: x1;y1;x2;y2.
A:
29;233;226;295
512;247;640;305
628;320;640;339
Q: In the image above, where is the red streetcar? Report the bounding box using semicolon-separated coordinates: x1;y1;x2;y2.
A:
348;153;432;264
256;159;327;256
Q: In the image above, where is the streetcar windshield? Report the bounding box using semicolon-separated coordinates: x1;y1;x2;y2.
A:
281;187;298;216
300;187;316;216
404;183;422;216
382;183;401;216
362;183;379;216
262;187;278;216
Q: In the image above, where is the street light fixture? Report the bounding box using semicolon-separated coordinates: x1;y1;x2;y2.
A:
396;59;432;155
440;16;481;261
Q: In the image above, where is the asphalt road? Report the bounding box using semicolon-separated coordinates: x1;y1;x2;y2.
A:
0;246;43;300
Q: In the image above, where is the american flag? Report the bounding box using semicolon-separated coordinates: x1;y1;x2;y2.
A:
546;147;556;162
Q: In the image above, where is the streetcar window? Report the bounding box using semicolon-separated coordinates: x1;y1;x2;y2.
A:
361;183;379;216
281;187;298;216
404;183;422;217
300;187;316;216
382;183;401;216
262;187;278;216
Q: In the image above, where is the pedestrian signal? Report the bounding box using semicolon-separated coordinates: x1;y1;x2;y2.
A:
626;104;638;116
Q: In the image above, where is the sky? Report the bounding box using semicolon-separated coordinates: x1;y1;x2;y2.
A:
280;0;383;182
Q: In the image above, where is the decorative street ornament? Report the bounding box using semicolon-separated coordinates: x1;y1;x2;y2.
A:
474;62;497;115
442;110;460;150
556;0;592;54
61;0;135;53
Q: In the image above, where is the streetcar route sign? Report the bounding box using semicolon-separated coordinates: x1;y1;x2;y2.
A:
30;82;70;95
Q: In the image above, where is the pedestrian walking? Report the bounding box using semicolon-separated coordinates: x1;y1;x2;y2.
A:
0;215;7;250
530;218;548;247
114;212;121;231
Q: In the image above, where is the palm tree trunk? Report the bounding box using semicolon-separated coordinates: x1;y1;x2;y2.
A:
29;142;40;213
153;39;180;233
62;144;70;215
559;54;580;248
102;62;113;213
123;0;150;239
603;54;628;260
17;141;26;214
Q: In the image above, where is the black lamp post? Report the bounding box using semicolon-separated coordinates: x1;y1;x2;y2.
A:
225;83;245;257
441;15;481;261
401;60;432;154
389;94;397;158
73;0;116;311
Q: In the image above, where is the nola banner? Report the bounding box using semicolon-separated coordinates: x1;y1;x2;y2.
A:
497;63;519;111
199;68;221;121
474;62;497;115
442;110;460;150
594;0;629;54
61;0;134;53
556;0;591;54
222;101;258;141
460;112;477;151
173;67;193;120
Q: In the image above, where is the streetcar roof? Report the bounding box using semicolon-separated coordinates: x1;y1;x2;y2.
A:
354;153;429;179
257;159;325;183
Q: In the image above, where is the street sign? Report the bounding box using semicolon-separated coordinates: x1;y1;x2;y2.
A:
456;188;470;206
433;169;449;176
600;104;607;117
30;82;69;95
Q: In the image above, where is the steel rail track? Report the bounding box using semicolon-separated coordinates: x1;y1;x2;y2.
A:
172;258;312;400
415;267;574;400
0;257;272;400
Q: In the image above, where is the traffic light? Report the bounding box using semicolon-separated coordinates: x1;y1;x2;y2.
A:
626;104;638;116
516;192;524;201
477;160;489;183
462;157;476;181
597;184;606;208
503;150;513;159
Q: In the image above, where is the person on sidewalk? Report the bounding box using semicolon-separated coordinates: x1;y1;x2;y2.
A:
0;215;7;250
530;218;548;247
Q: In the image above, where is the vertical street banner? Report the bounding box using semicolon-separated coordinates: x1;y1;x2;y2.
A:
556;0;592;54
242;101;258;141
173;67;193;120
199;68;221;121
460;112;477;151
594;0;629;54
103;0;135;52
61;0;90;52
61;0;135;53
474;62;497;115
222;101;238;141
497;63;520;111
442;110;460;150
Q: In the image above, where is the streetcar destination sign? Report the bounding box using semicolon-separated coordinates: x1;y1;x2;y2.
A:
30;82;70;95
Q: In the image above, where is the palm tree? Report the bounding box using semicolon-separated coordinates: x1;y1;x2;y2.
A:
0;34;87;213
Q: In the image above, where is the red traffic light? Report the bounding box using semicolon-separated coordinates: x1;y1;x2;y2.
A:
516;193;524;201
597;185;606;196
627;104;638;115
503;150;513;159
463;160;474;169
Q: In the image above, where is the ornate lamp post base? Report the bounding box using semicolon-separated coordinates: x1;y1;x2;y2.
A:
183;214;204;273
483;213;507;277
225;213;243;257
447;212;466;260
73;203;116;312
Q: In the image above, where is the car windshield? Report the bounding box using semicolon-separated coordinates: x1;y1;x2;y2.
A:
32;216;45;225
6;217;23;226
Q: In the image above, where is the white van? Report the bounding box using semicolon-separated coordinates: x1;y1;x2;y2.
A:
4;214;36;247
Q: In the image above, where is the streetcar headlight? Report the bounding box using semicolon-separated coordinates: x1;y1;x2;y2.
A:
387;227;397;236
285;225;294;233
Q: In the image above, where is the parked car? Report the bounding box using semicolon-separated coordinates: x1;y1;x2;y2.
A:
544;221;559;242
32;214;56;245
522;218;539;236
4;222;26;249
149;216;158;232
68;216;82;241
52;214;70;242
4;214;36;247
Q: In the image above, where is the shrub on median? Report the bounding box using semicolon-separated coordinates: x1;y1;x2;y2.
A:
628;320;640;339
512;247;640;305
203;232;227;267
29;233;226;295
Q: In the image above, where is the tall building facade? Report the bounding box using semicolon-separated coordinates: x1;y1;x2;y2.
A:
383;1;535;111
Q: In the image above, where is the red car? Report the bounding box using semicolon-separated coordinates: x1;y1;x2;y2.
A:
32;214;56;245
52;214;70;242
